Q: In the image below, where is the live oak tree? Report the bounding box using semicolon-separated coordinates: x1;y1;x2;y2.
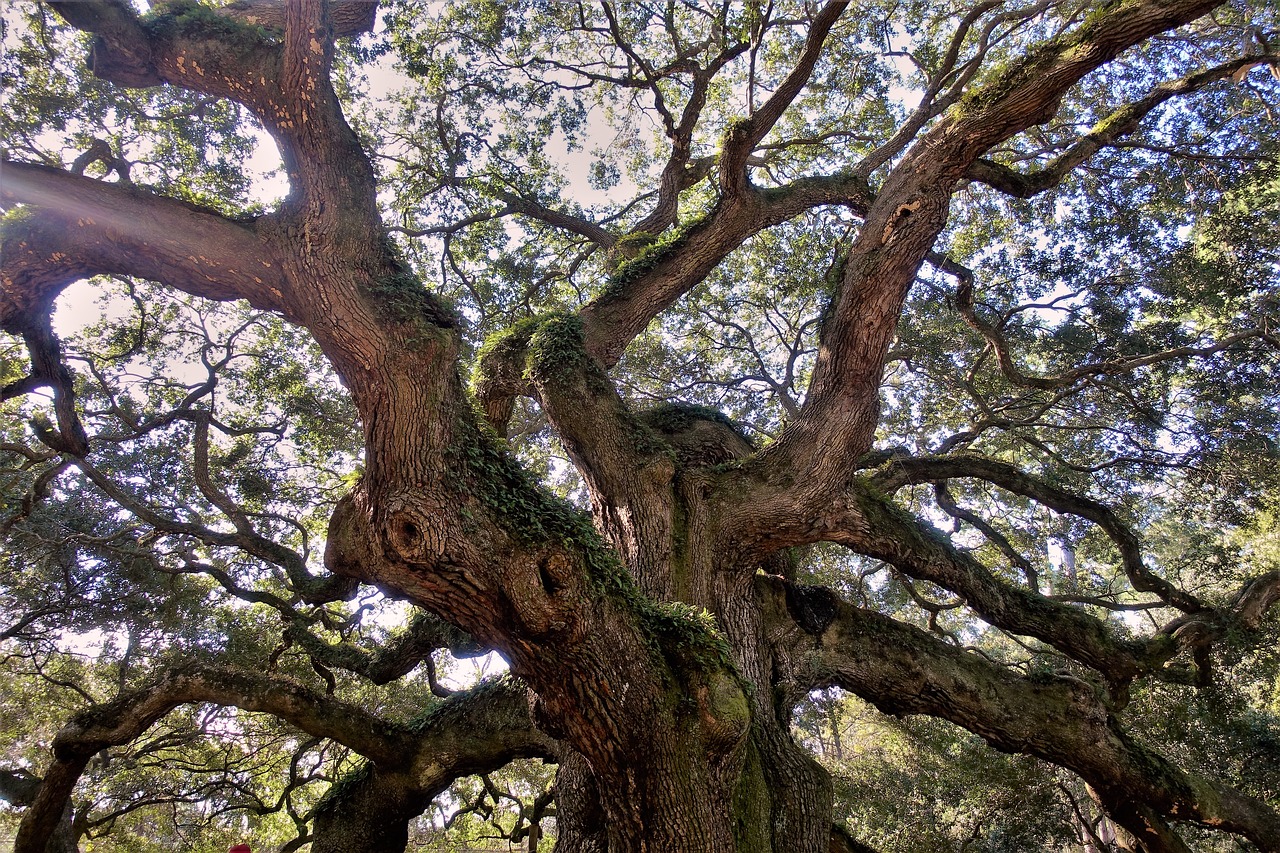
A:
2;0;1280;851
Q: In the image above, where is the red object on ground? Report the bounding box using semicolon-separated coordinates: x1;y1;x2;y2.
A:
229;846;252;853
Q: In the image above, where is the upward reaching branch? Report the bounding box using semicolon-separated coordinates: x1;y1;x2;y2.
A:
750;0;1224;506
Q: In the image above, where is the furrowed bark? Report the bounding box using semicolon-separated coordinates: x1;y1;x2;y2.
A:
1;165;287;327
755;0;1224;494
9;1;1262;851
759;575;1280;852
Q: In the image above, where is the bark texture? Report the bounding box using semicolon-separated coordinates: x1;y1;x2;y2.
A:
4;0;1279;851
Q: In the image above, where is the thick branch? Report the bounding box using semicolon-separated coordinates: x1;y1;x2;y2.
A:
221;0;377;39
51;0;379;221
966;55;1274;198
757;0;1223;496
1;164;287;326
14;663;416;853
833;480;1159;688
632;38;748;235
759;575;1280;852
578;172;873;368
6;316;89;456
872;454;1206;613
50;0;279;102
310;677;553;853
284;610;482;685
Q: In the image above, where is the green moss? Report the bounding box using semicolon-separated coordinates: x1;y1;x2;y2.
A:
471;312;589;390
361;238;458;341
452;412;744;684
640;601;736;676
524;312;586;383
474;315;541;370
143;0;276;48
612;231;660;258
640;402;739;437
955;0;1123;117
313;761;373;814
600;212;711;300
732;737;774;852
852;477;953;553
451;411;628;593
405;672;514;732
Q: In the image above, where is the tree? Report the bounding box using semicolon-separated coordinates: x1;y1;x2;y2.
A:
2;0;1279;851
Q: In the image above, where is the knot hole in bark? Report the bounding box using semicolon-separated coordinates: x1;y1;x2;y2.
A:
385;507;446;562
538;558;563;595
784;582;839;636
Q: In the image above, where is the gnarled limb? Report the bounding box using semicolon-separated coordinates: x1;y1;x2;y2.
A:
966;55;1278;198
15;666;550;853
311;677;553;852
1;164;287;325
871;453;1206;613
758;574;1280;853
283;609;482;686
755;0;1223;495
474;169;873;432
13;663;417;853
932;251;1273;394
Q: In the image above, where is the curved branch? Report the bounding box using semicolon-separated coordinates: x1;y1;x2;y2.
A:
631;36;748;236
473;172;873;430
310;677;553;853
758;574;1280;852
872;454;1206;613
50;0;379;221
578;171;873;368
831;480;1158;689
1;163;288;326
70;452;354;604
966;55;1275;198
933;252;1270;393
933;480;1040;592
284;610;482;685
13;662;416;853
4;315;89;456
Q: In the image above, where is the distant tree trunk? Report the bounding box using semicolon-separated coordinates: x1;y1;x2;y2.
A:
309;767;426;853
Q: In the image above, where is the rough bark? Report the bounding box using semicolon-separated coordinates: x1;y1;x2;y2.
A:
6;0;1278;851
759;575;1280;852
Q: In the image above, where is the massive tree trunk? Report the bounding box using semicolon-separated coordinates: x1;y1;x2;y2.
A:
6;1;1280;852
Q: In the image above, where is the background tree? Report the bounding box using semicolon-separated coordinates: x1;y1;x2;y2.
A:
2;0;1279;851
